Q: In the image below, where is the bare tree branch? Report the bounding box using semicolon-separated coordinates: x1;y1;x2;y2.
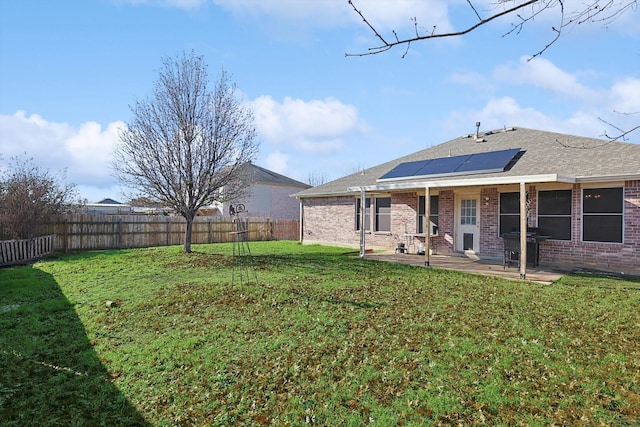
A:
599;111;640;141
346;0;539;57
347;0;637;58
346;0;639;139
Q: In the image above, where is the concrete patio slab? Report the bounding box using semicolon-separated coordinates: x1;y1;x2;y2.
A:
364;252;568;284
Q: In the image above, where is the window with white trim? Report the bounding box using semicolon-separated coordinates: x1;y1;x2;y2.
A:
375;197;391;232
356;196;391;232
582;187;623;243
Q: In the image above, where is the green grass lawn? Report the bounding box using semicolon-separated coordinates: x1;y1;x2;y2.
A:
1;241;639;426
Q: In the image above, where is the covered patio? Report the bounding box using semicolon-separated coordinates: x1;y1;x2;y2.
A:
364;252;568;284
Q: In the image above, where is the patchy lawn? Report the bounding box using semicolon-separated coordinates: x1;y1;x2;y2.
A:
1;241;638;426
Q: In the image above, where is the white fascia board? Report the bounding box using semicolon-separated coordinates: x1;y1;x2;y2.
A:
295;190;354;199
575;173;640;183
347;174;574;193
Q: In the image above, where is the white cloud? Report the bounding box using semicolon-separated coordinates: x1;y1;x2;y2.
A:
0;111;125;201
610;77;640;112
261;151;290;175
65;121;124;182
446;57;640;143
494;56;599;101
447;96;609;139
251;95;363;153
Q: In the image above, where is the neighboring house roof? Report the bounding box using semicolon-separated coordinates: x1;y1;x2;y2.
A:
295;127;640;198
237;162;311;189
95;198;123;204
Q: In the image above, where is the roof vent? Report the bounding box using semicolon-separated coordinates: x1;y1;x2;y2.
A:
474;121;486;142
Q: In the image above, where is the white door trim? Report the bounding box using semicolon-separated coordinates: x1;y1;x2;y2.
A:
455;191;480;254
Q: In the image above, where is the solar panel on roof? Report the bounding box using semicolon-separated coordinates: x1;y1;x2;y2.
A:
379;159;432;180
378;148;521;181
456;148;521;173
415;154;472;176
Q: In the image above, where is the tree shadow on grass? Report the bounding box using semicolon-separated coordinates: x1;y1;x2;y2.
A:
0;266;149;426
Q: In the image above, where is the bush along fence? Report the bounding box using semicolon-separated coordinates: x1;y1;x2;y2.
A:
42;214;299;253
0;234;56;266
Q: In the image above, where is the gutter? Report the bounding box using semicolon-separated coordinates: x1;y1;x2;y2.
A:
575;173;640;183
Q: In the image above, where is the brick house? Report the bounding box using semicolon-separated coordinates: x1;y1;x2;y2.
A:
294;126;640;276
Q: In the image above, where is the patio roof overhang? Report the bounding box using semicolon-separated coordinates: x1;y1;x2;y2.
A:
347;173;575;193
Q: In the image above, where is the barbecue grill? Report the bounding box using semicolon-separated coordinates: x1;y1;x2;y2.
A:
503;228;550;269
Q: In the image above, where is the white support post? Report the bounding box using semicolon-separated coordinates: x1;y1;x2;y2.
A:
424;186;431;267
298;200;303;244
359;188;366;258
519;182;527;280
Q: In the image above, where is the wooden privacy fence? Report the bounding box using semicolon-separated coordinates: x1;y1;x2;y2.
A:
0;234;56;266
43;214;299;253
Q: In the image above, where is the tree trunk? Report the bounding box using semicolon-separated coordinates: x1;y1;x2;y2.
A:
184;215;194;253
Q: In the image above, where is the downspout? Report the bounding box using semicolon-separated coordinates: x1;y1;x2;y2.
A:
519;182;527;280
359;187;366;258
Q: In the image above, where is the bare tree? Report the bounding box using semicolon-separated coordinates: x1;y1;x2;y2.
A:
0;156;79;240
307;171;328;186
347;1;637;59
344;162;366;176
113;52;259;253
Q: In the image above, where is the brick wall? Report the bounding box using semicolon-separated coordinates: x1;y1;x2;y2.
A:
538;181;639;274
302;181;639;274
480;187;500;256
302;196;358;247
431;190;454;254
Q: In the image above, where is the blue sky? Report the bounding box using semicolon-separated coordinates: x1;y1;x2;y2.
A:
1;0;638;203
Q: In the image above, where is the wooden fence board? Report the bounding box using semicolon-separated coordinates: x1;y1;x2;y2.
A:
40;214;299;253
0;235;56;266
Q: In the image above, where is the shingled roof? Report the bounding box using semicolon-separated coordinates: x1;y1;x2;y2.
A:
294;127;640;198
237;162;310;189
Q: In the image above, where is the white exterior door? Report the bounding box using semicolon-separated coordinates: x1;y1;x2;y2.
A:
456;194;480;253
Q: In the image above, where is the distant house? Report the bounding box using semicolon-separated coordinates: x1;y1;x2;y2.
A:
215;162;311;220
294;126;640;276
86;198;133;215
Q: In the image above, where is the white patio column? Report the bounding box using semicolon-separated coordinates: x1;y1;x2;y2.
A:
519;182;527;280
298;200;303;244
359;188;366;258
424;186;431;267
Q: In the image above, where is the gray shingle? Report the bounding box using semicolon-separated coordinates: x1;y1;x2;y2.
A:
295;127;640;198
